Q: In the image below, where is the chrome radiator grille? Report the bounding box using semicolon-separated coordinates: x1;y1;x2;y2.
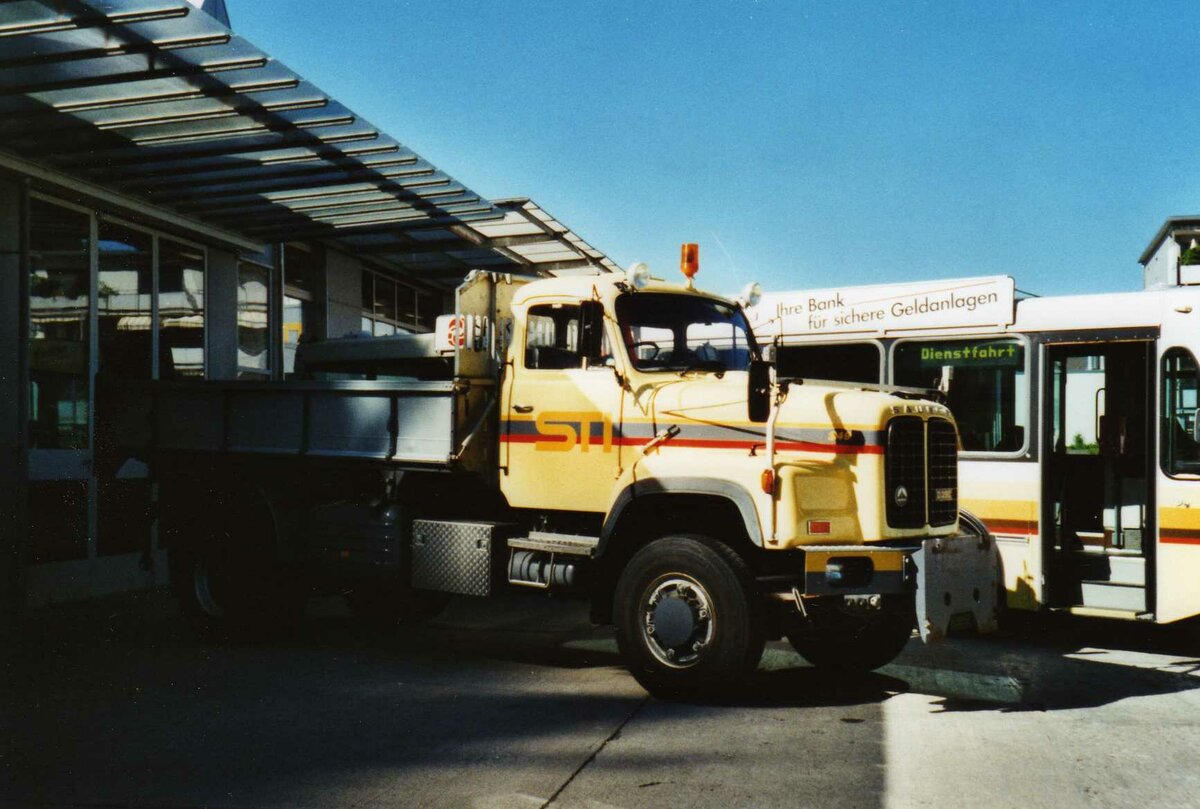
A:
884;416;958;529
927;419;959;527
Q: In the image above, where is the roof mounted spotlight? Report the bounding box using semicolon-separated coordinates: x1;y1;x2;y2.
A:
737;281;763;308
627;261;652;290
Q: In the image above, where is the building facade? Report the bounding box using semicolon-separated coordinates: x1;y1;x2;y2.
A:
0;1;615;622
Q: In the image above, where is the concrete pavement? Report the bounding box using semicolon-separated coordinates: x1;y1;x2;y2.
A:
2;592;1198;808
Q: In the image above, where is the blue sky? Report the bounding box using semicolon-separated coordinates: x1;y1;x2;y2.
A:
231;2;1200;298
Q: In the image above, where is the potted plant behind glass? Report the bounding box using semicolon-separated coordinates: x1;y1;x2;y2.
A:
1179;243;1200;283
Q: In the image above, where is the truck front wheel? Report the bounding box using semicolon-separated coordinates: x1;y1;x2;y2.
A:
787;597;914;675
613;535;764;699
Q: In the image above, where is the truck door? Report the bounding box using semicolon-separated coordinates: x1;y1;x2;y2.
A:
1042;340;1153;616
501;299;623;514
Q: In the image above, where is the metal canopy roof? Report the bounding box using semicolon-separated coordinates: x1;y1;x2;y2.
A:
0;0;617;285
339;198;621;281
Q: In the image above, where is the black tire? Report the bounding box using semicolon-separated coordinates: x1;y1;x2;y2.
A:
787;597;914;674
613;534;765;700
169;508;304;642
343;579;450;630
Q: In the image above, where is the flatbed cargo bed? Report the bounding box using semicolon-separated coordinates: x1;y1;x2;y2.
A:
110;378;464;466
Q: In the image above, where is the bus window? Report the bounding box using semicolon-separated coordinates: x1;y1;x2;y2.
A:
894;338;1027;453
777;343;881;384
1162;348;1200;475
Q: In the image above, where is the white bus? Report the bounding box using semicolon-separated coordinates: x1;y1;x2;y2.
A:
747;218;1200;624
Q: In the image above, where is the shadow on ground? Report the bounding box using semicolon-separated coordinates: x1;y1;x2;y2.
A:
0;590;893;808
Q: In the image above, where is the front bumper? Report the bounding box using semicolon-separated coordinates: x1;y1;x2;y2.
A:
765;530;1000;642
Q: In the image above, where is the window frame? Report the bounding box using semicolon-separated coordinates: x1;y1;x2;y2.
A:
614;292;759;373
520;299;615;373
361;265;441;336
1160;345;1200;479
154;233;208;380
236;255;273;380
34;198;210;383
774;339;885;384
889;334;1032;459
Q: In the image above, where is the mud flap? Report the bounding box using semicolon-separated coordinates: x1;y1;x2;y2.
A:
913;526;1000;642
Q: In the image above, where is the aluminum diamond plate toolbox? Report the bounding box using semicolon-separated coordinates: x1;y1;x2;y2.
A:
411;519;504;596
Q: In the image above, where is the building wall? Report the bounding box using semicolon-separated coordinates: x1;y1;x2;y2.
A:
0;178;23;631
1144;238;1178;289
325;248;364;339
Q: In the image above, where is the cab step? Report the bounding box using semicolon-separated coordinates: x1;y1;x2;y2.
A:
507;531;599;558
1079;580;1146;612
1053;605;1155;621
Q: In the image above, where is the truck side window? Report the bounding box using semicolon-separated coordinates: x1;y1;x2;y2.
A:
525;304;583;370
1162;348;1200;476
894;338;1027;453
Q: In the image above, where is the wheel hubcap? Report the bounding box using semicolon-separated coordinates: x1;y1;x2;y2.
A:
193;559;226;617
640;575;714;668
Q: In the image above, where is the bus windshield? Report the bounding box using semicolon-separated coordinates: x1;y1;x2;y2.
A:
616;293;757;373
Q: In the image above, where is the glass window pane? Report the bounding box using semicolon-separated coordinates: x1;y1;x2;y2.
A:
98;222;153;380
1162;349;1200;475
777;343;881;384
283;243;320;299
361;272;374;312
398;284;417;325
894;339;1026;452
525;304;582;369
374;276;397;323
283;294;306;375
615;293;754;372
29;198;90;450
237;261;270;374
417;291;440;330
159;239;205;378
685;321;745;366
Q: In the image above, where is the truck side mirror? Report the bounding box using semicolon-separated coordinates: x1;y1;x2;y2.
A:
580;300;605;365
748;359;771;423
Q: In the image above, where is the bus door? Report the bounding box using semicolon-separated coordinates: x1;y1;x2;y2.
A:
1043;340;1154;616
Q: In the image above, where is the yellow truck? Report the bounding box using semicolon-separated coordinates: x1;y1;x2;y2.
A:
111;257;998;698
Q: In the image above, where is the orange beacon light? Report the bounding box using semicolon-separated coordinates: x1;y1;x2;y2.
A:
680;242;699;286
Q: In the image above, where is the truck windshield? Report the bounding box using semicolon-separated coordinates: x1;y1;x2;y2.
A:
615;293;757;373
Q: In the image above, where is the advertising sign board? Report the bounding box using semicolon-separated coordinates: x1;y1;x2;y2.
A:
746;276;1016;339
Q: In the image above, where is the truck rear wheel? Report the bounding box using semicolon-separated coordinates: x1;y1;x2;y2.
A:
170;518;304;642
787;597;914;674
613;535;764;700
